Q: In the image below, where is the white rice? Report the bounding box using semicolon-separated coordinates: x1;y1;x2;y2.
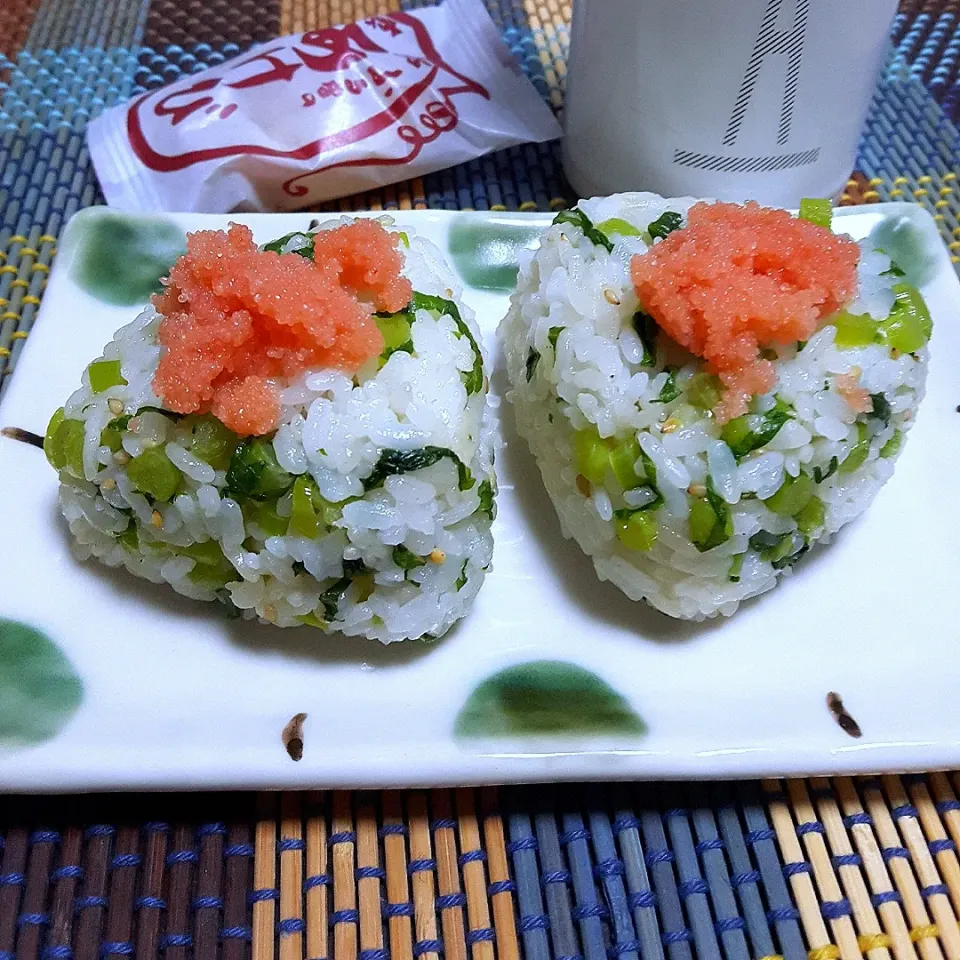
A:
54;218;496;642
499;192;929;620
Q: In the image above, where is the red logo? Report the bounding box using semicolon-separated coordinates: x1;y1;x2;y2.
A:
126;14;490;197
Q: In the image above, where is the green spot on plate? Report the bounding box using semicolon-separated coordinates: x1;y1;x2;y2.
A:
0;619;83;747
454;660;645;737
869;215;937;288
448;216;545;291
72;211;187;305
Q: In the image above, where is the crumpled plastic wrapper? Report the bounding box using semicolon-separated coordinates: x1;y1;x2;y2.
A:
87;0;561;212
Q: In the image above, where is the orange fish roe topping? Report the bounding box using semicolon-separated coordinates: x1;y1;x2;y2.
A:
630;201;859;421
152;221;411;437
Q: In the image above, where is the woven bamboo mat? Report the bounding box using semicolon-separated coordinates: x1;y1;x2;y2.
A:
4;778;960;960
2;0;960;957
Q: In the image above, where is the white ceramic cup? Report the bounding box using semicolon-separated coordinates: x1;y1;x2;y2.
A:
562;0;898;206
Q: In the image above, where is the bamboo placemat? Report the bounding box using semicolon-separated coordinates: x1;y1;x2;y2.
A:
2;0;960;957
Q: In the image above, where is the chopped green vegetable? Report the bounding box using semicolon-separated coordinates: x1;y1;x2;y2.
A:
225;438;293;500
773;543;808;570
596;217;643;239
574;429;612;485
720;398;791;458
127;446;181;502
728;553;745;583
609;436;642;490
686;373;721;410
363;446;470;492
243;499;289;538
43;408;67;469
614;508;658;552
477;479;496;520
525;347;540;382
184;414;238;471
868;392;891;427
180;539;236;588
118;521;139;553
689;478;733;552
798;197;832;229
548;326;564;350
297;611;327;629
552;208;614;252
411;292;483;394
318;561;370;621
839;422;870;474
99;415;131;454
375;311;414;363
397;231;410;247
288;476;323;538
87;359;127;394
749;530;797;565
833;311;878;348
762;471;813;517
632;311;657;366
879;283;932;353
261;231;314;258
647;211;683;240
652;370;680;404
880;430;902;459
455;561;469;591
796;496;825;536
813;456;839;484
393;545;426;571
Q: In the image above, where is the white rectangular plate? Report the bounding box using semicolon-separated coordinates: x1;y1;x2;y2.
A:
1;202;958;791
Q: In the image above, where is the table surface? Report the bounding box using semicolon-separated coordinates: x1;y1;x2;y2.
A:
2;0;960;959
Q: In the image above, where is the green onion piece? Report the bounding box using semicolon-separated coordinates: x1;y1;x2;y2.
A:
720;399;791;458
99;416;130;453
477;478;496;520
393;545;426;571
839;422;870;474
87;359;127;394
762;471;814;517
796;496;825;536
609;436;642;490
798;197;832;229
397;231;410;248
813;456;839;484
548;326;564;350
833;311;879;348
652;371;680;404
127;446;182;502
749;530;796;564
880;429;902;459
525;347;540;382
879;283;933;353
43;408;66;468
297;611;328;629
375;311;414;364
686;373;721;410
55;418;87;478
647;211;683;240
185;414;238;471
244;500;289;538
614;509;658;551
574;429;611;485
288;476;321;539
868;393;891;427
632;311;658;366
596;217;643;239
728;553;745;583
455;561;469;591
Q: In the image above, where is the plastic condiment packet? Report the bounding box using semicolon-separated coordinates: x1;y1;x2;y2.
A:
87;0;562;212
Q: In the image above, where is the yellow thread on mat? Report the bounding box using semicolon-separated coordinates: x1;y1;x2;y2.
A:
936;200;950;208
863;191;880;200
944;172;957;181
21;295;40;306
10;331;27;340
0;347;9;358
893;176;909;185
519;201;538;211
550;197;568;209
917;175;932;184
913;189;928;197
1;312;18;321
846;179;858;188
489;204;507;212
7;235;27;244
758;955;784;960
37;235;57;244
17;248;37;258
910;925;938;943
10;279;27;289
857;934;893;951
949;241;960;250
940;187;954;195
31;263;49;274
869;177;884;186
890;189;904;198
0;266;17;275
808;946;841;960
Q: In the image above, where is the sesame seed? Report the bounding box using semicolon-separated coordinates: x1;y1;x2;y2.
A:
114;451;130;465
263;604;277;622
575;474;591;496
661;417;680;434
100;478;116;490
107;399;124;415
151;510;163;528
687;483;706;497
603;289;620;306
429;548;446;564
